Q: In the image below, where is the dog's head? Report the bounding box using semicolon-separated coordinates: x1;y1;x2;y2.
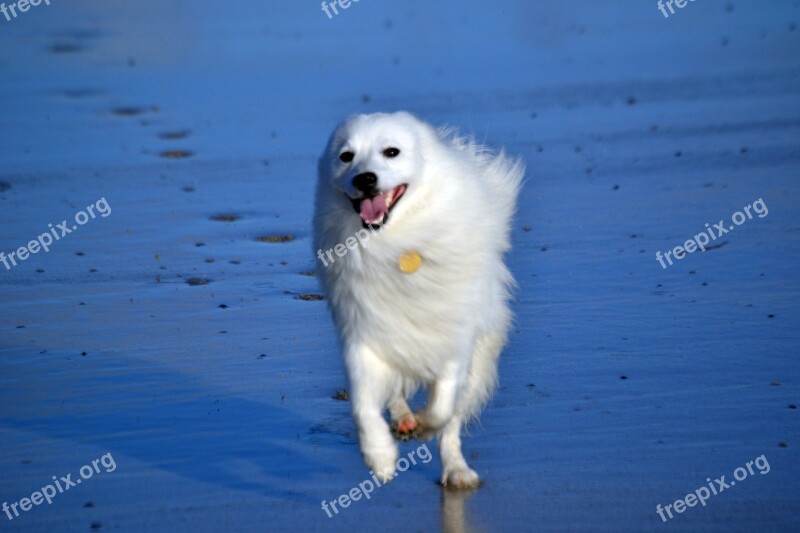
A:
319;112;430;230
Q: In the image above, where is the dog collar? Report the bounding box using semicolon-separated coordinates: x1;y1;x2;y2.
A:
398;251;423;274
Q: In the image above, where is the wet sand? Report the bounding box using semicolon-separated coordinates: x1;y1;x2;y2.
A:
0;1;798;531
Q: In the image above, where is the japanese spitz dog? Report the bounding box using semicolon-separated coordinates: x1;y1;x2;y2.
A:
313;112;523;489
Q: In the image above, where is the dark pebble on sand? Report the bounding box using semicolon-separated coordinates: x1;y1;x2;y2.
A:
211;214;240;222
160;150;193;159
159;130;190;140
295;294;324;301
333;389;349;401
256;234;294;243
50;43;82;54
111;107;146;116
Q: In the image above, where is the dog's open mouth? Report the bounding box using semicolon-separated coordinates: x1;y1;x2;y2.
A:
349;184;407;229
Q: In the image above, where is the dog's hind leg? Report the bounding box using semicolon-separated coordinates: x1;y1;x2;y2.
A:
415;369;461;441
389;397;419;441
439;415;480;490
439;332;504;489
458;332;503;420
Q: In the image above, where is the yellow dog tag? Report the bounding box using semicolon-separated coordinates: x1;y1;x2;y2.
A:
398;251;423;274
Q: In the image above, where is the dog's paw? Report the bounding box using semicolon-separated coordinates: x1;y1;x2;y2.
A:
391;414;419;441
364;449;397;483
441;467;480;490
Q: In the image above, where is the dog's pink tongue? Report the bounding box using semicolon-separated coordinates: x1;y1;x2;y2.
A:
360;194;388;224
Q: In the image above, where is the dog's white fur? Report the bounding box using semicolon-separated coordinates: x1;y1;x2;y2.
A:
313;112;523;489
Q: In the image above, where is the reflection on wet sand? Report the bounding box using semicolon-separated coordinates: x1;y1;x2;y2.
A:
442;487;484;533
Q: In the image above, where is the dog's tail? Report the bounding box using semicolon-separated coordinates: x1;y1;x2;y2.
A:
438;127;525;231
484;148;525;227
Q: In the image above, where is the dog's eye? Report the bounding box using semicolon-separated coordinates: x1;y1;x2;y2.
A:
383;147;400;158
339;151;355;163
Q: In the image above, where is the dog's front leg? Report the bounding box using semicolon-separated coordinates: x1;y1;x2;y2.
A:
344;344;398;482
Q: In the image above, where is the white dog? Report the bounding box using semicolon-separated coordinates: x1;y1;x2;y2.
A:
313;112;523;489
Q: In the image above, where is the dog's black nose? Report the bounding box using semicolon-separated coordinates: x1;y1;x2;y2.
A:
352;172;378;193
